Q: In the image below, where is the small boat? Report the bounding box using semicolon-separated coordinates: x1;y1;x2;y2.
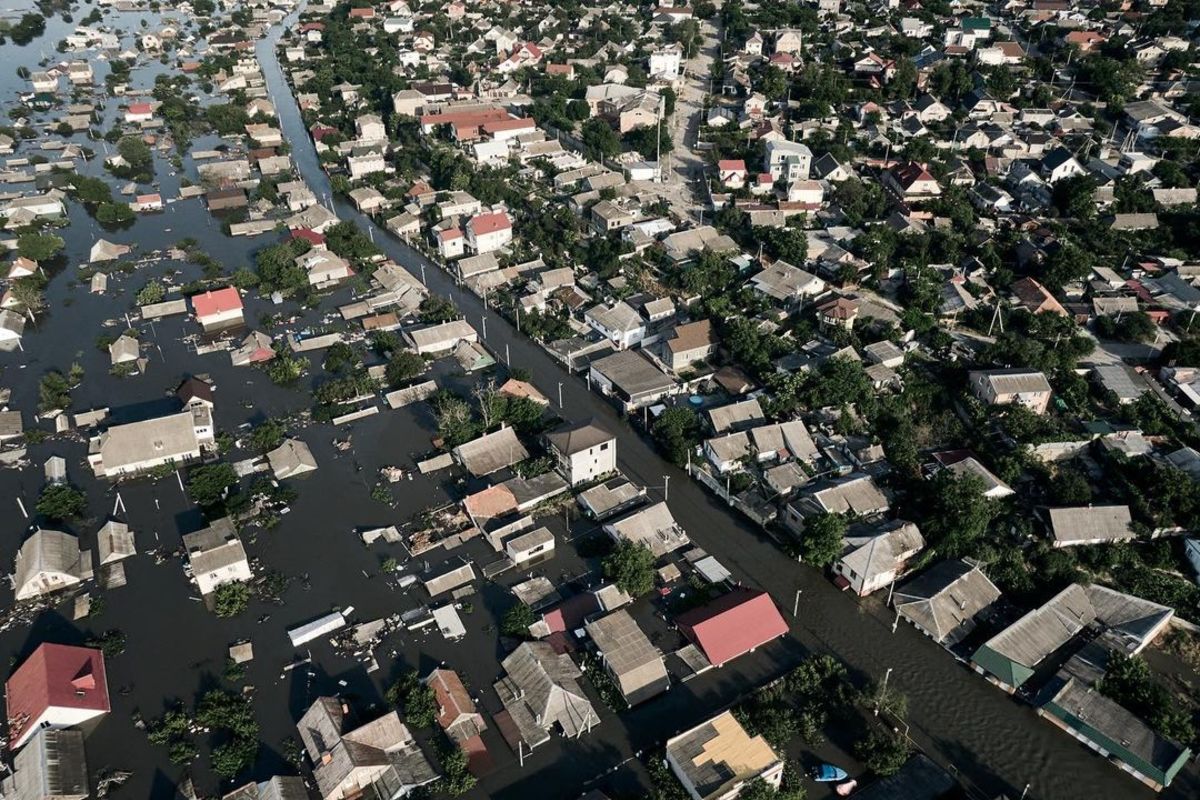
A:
836;779;858;796
813;764;849;783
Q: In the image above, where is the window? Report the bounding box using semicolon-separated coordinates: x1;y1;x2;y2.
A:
600;442;610;451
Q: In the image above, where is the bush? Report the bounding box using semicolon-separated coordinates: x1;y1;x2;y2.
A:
187;463;238;507
38;370;71;412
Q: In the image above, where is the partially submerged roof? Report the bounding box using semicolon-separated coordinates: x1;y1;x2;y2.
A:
894;559;1001;647
974;583;1173;689
585;610;669;704
453;425;530;476
665;710;781;800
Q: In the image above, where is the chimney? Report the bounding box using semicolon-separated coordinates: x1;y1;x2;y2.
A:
321;752;333;765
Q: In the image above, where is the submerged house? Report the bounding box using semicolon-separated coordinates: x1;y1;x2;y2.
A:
492;642;599;751
297;697;438;800
972;583;1173;694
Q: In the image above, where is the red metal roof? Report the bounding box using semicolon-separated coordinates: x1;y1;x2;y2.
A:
290;228;326;246
191;286;243;319
6;643;109;748
718;160;747;172
676;588;788;667
127;102;153;115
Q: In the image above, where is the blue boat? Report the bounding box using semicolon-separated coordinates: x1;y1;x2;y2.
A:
813;764;849;782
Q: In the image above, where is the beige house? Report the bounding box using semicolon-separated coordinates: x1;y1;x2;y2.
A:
87;411;206;477
586;610;669;705
968;369;1053;415
13;529;83;601
666;711;784;800
297;697;437;800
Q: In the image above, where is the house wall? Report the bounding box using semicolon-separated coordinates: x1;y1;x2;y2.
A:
563;441;616;485
194;563;252;596
199;308;244;331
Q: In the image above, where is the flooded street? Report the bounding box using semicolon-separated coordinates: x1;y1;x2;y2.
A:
0;5;1189;800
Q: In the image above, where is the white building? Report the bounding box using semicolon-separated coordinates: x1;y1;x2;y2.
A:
465;212;512;254
648;43;683;82
546;421;617;486
87;411;206;477
764;140;812;183
182;517;252;596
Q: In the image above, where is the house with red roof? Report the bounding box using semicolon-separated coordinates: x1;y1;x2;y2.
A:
426;668;487;746
190;286;244;331
131;193;162;212
717;160;748;189
465;212;513;254
497;42;543;74
883;161;941;203
289;228;326;248
124;102;154;124
5;643;109;750
436;227;466;259
675;588;788;668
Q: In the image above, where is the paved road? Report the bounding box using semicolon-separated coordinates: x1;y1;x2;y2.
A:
256;12;1198;800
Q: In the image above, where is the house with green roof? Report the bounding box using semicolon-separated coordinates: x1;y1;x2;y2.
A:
1037;651;1192;791
972;583;1173;693
961;17;992;37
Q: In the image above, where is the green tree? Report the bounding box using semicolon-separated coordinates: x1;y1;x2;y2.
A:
799;512;847;567
1100;653;1194;745
501;602;536;638
385;670;438;728
17;232;64;262
136;280;166;306
386;351;426;387
1052;175;1097;219
652;407;700;466
248;419;286;453
96;202;135;225
919;472;1000;558
36;483;88;520
438;744;477;796
187;463;238;507
603;539;656;596
856;728;910;776
213;581;251;617
38;370;71;413
419;294;458;324
581;118;621;160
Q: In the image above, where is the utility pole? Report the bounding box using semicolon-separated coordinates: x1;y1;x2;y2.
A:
663;474;670;501
557;381;563;409
874;667;893;717
792;588;800;618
